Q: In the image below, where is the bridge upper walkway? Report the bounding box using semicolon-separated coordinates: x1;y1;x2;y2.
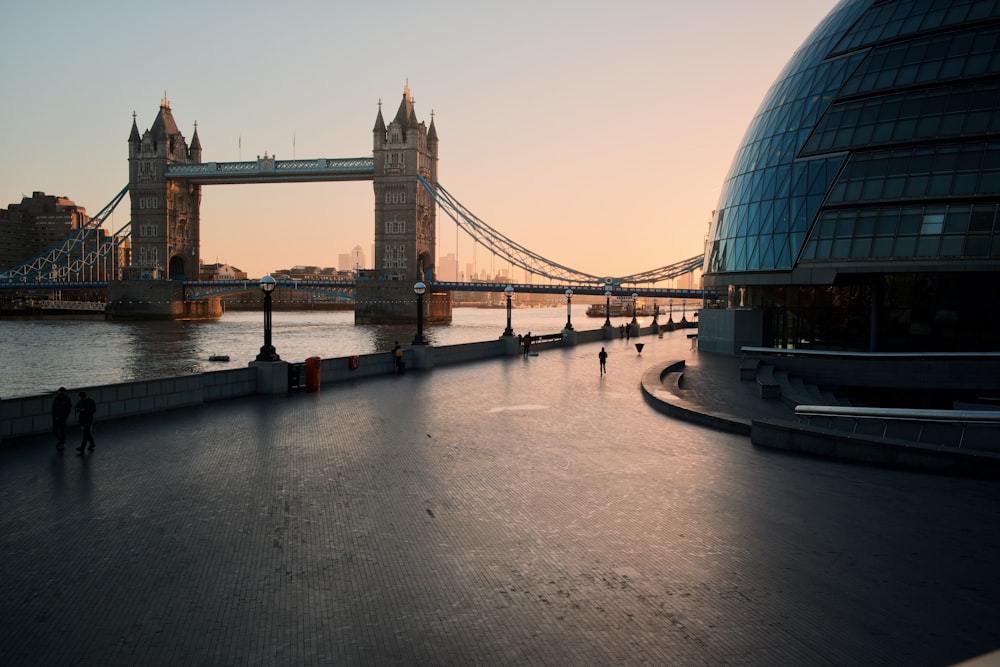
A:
166;156;374;184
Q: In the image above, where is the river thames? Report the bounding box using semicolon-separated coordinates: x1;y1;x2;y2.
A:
0;306;649;399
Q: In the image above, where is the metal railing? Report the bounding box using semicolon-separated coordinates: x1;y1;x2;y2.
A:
794;405;1000;450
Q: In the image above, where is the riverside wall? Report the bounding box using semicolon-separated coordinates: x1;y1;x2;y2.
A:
0;325;633;441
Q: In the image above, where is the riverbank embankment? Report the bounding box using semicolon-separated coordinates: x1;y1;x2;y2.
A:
0;326;616;441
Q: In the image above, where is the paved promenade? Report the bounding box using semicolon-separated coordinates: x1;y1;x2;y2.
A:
1;330;998;666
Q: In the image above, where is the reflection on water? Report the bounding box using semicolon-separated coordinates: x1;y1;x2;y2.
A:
0;307;650;399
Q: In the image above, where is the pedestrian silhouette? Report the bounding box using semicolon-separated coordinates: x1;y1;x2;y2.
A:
599;347;608;375
52;387;72;450
392;341;404;374
74;391;97;454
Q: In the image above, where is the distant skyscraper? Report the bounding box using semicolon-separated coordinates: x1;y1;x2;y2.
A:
350;245;365;272
439;252;458;281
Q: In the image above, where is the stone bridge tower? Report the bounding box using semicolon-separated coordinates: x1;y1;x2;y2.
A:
126;95;201;280
356;85;451;324
108;96;219;319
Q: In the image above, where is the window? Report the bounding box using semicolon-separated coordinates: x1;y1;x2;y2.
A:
382;244;408;269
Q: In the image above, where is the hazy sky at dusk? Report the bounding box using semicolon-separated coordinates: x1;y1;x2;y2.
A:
0;0;839;281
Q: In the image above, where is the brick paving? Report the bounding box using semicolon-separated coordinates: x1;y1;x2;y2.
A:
1;330;998;666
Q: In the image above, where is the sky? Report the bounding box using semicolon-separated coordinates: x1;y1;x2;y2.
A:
0;0;840;283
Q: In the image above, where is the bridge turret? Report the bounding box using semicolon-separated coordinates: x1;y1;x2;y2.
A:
373;101;386;146
189;123;202;162
128;113;141;158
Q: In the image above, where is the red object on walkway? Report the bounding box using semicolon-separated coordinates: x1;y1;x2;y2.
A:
306;356;321;391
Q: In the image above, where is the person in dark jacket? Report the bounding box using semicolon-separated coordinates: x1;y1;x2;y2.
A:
52;387;73;450
74;391;97;454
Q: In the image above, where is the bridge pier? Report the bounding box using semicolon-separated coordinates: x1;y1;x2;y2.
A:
353;281;452;326
105;280;221;320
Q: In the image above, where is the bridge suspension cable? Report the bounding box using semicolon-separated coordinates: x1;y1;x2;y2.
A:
0;185;130;281
418;176;703;285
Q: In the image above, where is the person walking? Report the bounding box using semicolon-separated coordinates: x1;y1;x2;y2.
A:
598;347;608;375
52;387;72;450
523;332;532;357
74;391;97;454
392;341;404;374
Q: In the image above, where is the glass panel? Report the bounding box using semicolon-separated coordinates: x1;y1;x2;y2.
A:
927;174;953;196
816;239;833;259
970;205;996;231
882;176;906;198
916;236;941;256
872;237;894;257
944;208;971;233
920;213;944;236
900;210;923;234
940;236;964;256
832;238;852;258
857;212;876;236
951;172;977;195
965;234;990;256
893;236;917;257
876;211;898;235
852;236;873;257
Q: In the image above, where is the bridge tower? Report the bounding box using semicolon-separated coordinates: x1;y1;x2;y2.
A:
356;85;452;324
107;96;220;319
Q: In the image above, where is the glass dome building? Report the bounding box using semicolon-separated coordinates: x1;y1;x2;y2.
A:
701;0;1000;354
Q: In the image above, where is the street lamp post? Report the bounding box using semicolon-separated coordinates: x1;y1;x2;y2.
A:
604;290;612;327
412;281;428;345
502;285;515;337
564;289;574;330
255;275;280;361
631;292;639;326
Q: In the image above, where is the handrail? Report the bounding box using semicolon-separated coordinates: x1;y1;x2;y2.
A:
794;405;1000;423
793;404;1000;449
742;347;1000;361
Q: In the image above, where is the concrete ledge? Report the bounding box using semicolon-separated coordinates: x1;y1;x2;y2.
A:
739;358;759;381
755;364;781;400
640;360;751;436
751;418;1000;478
1;367;258;440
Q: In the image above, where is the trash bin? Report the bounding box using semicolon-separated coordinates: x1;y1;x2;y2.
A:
287;361;306;390
305;356;321;392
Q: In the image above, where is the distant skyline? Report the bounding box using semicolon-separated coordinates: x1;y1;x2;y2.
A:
0;0;839;281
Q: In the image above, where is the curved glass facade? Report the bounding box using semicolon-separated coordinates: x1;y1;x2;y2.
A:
703;0;1000;352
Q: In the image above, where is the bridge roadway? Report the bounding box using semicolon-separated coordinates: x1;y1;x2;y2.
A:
4;279;706;301
1;330;998;665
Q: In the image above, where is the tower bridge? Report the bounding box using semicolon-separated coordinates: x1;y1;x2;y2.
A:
2;87;704;322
